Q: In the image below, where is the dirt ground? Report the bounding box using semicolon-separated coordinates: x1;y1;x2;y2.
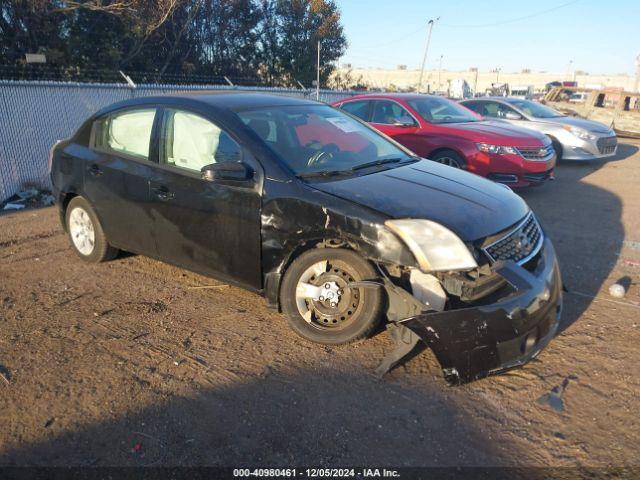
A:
1;142;639;469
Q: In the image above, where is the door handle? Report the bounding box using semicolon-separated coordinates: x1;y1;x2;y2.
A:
88;164;103;177
153;186;175;201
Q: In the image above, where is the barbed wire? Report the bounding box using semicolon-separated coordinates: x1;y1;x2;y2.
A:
0;64;284;87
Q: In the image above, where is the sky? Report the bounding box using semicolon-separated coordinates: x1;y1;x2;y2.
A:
337;0;639;75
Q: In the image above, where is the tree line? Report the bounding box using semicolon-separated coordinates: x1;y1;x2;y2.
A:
0;0;347;86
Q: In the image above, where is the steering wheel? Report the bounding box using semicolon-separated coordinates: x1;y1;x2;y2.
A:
443;115;453;122
306;143;339;168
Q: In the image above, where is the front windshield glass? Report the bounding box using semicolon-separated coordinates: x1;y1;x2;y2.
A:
237;105;413;176
505;99;563;118
408;97;480;124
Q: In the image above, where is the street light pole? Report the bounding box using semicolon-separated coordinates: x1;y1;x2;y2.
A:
417;17;439;93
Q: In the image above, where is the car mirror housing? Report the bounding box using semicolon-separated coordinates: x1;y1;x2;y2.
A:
392;116;416;127
201;162;254;182
505;111;523;120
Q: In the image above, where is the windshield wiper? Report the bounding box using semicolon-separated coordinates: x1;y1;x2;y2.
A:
296;169;354;179
351;157;405;171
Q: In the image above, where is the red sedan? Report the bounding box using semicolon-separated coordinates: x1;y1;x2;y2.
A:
332;93;555;187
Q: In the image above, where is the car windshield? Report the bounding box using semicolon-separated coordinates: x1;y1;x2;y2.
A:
408;97;480;124
237;105;414;176
505;99;564;118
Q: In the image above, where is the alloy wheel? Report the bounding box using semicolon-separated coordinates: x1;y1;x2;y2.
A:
69;207;96;255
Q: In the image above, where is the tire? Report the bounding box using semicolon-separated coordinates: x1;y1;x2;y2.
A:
431;150;467;169
280;248;383;345
549;137;563;161
65;196;119;263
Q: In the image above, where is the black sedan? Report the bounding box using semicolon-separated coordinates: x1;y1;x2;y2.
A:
50;92;562;384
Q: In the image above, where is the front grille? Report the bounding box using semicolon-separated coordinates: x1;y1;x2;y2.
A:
516;145;554;161
483;212;543;264
597;136;617;154
523;169;554;183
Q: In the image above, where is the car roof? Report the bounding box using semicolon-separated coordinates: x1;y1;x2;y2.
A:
167;91;320;110
466;96;531;103
93;91;321;118
342;93;444;102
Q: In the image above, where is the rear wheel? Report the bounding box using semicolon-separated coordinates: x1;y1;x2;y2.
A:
65;196;119;263
431;150;466;169
280;248;383;345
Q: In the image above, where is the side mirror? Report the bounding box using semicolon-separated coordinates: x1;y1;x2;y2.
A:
505;111;523;120
201;162;254;182
392;116;416;127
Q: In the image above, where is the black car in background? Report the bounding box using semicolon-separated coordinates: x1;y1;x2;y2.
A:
50;92;562;384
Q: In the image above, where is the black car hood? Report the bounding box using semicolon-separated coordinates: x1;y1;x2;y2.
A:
309;160;529;241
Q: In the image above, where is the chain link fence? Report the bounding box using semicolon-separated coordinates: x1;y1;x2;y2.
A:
0;81;358;201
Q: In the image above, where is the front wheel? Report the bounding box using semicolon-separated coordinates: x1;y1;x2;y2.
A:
280;248;383;345
431;150;466;169
549;137;563;161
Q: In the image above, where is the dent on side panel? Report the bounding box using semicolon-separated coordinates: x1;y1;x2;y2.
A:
260;180;417;306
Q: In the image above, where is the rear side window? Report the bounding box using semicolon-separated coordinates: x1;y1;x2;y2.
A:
462;101;482;114
161;109;242;173
339;100;371;121
94;109;156;160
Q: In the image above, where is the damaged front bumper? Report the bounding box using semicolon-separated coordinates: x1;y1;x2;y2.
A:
379;238;562;384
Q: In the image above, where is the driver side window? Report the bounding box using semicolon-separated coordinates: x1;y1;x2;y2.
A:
161;109;241;173
483;102;516;119
371;100;414;125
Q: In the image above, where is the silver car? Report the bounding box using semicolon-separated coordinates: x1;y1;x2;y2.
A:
461;97;617;160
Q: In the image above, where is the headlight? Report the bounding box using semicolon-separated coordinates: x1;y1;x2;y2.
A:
476;143;518;155
385;219;478;272
562;124;596;141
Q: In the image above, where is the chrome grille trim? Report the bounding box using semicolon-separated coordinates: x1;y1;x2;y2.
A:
482;212;544;265
516;145;555;161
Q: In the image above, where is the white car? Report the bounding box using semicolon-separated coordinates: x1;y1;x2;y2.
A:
461;97;617;161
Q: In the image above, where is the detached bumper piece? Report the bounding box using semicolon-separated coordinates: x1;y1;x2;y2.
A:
377;239;562;385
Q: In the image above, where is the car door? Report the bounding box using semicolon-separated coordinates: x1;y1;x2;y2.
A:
84;107;160;255
147;108;262;289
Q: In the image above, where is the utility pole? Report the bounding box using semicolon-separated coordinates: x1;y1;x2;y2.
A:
635;53;640;93
437;54;443;91
417;17;439;93
473;68;479;96
566;60;573;81
316;40;321;101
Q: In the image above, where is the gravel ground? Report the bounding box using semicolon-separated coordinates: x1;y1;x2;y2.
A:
0;141;639;468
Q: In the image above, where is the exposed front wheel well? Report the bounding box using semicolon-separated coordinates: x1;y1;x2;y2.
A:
268;238;368;312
